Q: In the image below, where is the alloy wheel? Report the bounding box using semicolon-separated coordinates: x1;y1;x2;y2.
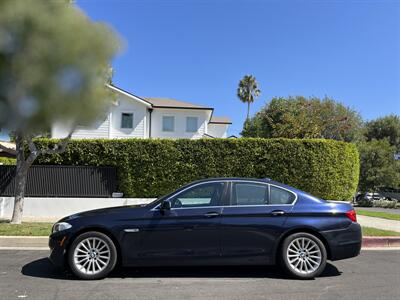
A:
73;237;111;275
286;237;322;275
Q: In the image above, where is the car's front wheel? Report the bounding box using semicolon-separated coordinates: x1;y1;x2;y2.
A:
68;231;117;280
281;232;327;279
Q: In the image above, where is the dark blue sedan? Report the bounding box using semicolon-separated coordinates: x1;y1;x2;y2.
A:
49;178;361;280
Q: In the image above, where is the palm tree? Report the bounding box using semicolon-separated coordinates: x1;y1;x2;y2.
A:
237;75;261;120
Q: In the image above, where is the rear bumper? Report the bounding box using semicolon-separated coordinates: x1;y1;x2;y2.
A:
321;222;362;261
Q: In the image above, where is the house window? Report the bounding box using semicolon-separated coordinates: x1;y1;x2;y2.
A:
162;116;175;132
186;117;198;133
121;113;133;129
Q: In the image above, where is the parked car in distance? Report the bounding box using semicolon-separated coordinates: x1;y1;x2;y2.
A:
49;178;361;280
355;192;386;203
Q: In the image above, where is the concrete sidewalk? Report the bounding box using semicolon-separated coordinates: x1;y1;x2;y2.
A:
357;215;400;232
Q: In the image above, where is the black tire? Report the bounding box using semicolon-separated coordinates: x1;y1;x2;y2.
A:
280;232;327;279
68;231;117;280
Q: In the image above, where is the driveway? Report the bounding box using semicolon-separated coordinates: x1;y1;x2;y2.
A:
0;250;399;300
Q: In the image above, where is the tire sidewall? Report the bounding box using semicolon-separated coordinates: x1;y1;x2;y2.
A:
281;232;327;279
68;231;117;280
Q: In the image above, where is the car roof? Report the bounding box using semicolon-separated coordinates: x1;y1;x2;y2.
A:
190;177;279;185
189;177;305;193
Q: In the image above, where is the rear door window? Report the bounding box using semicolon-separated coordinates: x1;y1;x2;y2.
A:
231;182;269;206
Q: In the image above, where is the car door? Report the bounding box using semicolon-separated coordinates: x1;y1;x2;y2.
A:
220;181;296;264
125;181;226;266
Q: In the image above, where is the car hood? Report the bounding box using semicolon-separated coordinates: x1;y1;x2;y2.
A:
59;204;148;222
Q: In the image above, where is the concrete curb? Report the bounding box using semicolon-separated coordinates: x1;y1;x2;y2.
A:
0;236;48;248
1;236;400;249
362;236;400;248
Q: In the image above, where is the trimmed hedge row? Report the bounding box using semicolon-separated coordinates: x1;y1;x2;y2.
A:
0;157;16;165
33;138;359;200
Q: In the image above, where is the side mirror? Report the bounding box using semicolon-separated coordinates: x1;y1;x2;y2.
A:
160;200;171;211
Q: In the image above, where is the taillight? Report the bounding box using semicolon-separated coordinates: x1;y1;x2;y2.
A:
346;209;357;222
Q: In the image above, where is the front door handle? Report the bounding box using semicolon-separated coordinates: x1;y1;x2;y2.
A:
204;212;220;218
271;210;286;216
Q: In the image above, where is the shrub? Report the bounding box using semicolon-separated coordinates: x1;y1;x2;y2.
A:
0;157;16;165
372;200;398;209
33;138;359;200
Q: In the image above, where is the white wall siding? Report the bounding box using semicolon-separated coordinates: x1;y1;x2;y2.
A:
51;87;230;140
207;123;229;138
52;118;110;139
71;116;110;139
151;109;211;139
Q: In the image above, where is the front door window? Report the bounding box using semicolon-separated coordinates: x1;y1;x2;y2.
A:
170;182;224;208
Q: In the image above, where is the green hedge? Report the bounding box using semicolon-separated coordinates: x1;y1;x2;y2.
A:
0;157;16;165
33;138;359;200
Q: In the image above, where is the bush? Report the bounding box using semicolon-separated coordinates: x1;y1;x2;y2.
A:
372;200;398;209
0;157;16;165
33;138;359;200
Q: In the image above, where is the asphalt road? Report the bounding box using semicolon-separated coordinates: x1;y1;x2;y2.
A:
0;250;399;300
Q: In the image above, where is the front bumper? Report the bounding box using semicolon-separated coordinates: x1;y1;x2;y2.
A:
48;233;70;269
321;222;362;261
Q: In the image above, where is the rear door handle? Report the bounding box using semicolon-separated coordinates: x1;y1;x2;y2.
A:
271;210;286;216
204;212;220;218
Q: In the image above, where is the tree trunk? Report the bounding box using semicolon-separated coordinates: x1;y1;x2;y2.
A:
247;101;251;120
10;134;28;224
10;164;28;224
9;131;72;224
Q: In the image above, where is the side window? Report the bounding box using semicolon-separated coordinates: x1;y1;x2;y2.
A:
121;113;133;129
186;117;198;132
270;186;296;205
232;183;268;206
170;182;224;208
162;116;175;132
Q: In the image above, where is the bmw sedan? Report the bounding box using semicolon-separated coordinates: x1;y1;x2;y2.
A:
49;178;361;280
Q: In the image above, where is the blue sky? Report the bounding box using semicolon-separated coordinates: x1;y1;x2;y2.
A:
1;0;399;140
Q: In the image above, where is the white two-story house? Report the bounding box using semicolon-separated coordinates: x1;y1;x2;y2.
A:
51;85;231;139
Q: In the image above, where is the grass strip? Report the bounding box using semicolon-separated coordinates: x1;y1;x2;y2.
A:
362;226;400;236
357;210;400;221
0;221;52;236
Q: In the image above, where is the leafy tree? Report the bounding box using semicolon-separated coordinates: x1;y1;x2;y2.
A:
364;115;400;150
242;96;363;142
357;139;400;192
0;0;119;223
237;75;261;120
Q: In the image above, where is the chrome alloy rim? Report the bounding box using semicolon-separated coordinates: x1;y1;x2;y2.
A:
73;237;111;275
287;237;322;274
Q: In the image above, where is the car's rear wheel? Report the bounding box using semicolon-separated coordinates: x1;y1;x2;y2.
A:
68;231;117;280
281;232;327;279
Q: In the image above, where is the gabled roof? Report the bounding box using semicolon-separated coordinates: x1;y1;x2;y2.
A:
209;116;232;124
107;85;231;127
143;97;213;110
0;141;16;157
107;84;152;107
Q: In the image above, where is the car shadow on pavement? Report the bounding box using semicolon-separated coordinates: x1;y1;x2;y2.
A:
21;258;342;281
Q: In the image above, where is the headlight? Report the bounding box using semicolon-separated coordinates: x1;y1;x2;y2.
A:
52;222;72;233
